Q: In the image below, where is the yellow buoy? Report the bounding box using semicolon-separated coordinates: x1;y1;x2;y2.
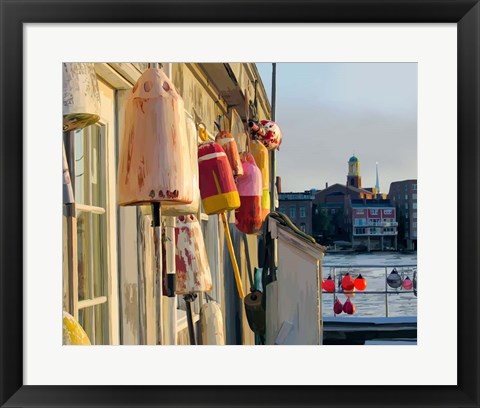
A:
63;311;91;345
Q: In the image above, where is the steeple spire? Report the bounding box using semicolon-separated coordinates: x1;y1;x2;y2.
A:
375;162;380;193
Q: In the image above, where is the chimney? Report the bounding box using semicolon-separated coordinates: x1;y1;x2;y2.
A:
276;176;282;193
325;182;328;189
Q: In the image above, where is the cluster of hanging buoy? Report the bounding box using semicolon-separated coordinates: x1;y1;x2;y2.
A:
333;297;356;315
322;272;369;315
197;117;282;301
387;268;415;291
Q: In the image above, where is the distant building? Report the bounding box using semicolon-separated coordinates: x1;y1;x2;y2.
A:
389;180;417;250
348;198;398;251
312;155;379;243
278;190;316;235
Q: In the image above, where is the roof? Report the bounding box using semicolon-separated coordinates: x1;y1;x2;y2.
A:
349;155;359;163
351;198;393;208
279;191;316;201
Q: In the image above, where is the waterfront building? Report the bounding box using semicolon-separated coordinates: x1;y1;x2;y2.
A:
388;179;418;250
348;198;398;251
278;190;316;235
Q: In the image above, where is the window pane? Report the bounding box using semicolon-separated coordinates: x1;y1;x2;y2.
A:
290;207;296;218
74;124;109;344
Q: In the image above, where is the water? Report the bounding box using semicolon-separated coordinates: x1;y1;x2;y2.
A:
322;252;417;318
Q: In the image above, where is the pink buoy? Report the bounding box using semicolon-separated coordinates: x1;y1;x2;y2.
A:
235;152;263;234
175;214;212;294
403;276;413;290
215;131;243;177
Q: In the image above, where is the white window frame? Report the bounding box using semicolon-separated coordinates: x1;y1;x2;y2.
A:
64;80;119;345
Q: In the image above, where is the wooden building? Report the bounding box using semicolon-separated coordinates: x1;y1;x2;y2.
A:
63;63;271;345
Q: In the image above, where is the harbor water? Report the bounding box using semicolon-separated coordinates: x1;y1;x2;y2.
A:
322;252;417;318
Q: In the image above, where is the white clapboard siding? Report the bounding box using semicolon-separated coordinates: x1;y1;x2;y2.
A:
266;219;325;345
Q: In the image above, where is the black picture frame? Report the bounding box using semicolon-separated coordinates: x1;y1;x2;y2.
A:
1;0;479;407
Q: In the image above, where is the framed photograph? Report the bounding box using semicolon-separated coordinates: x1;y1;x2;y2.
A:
1;0;479;407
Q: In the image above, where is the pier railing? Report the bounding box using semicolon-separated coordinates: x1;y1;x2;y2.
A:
323;264;417;318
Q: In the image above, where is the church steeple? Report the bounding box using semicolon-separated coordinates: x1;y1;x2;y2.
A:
375;162;380;193
347;155;362;188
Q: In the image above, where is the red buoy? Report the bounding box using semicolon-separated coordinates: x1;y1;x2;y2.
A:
343;298;356;315
341;273;354;291
323;276;335;293
354;274;367;291
333;298;343;315
215;131;243;177
235;153;263;234
198;141;240;215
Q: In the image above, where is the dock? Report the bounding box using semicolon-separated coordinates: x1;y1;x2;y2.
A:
323;316;417;345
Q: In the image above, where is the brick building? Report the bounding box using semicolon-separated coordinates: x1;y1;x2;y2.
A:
348;199;398;251
278;190;316;235
388;179;417;250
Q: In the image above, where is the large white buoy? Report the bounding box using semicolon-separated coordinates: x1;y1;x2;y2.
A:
117;67;193;207
63;63;101;132
162;111;200;215
200;302;225;345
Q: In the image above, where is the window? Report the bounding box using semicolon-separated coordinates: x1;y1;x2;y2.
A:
279;207;286;214
300;223;306;232
405;194;408;200
370;209;378;215
289;207;296;218
405;203;409;209
355;227;366;235
300;207;306;218
405;232;409;238
406;213;409;219
413;212;417;219
413;222;417;228
412;184;417;190
413;194;417;200
354;218;366;226
413;203;417;209
404;185;408;191
63;81;119;345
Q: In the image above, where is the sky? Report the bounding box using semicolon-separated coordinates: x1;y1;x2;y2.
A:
256;63;417;193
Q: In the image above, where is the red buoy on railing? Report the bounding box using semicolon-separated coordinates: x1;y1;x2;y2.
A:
343;298;356;315
323;276;335;293
354;274;367;291
341;273;354;291
333;298;343;315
